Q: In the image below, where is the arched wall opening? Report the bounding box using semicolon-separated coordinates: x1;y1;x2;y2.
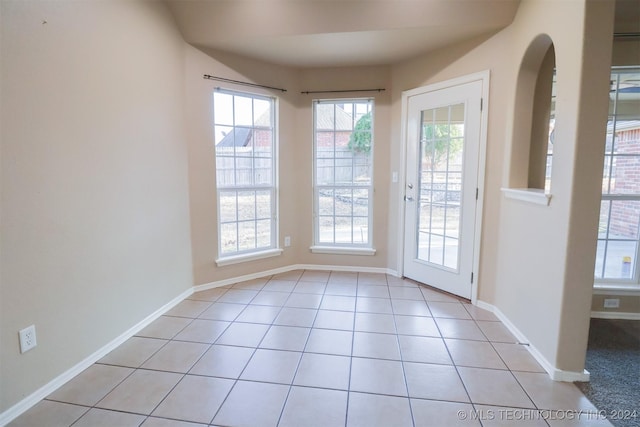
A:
509;34;557;192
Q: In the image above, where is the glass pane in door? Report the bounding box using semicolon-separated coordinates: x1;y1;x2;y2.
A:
416;104;465;271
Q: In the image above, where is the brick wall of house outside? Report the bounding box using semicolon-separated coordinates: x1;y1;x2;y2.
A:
316;131;351;148
609;127;640;239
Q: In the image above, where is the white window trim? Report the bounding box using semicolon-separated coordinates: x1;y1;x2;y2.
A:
214;89;279;261
310;246;376;256
593;283;640;296
593;66;640;287
216;248;283;267
312;98;375;249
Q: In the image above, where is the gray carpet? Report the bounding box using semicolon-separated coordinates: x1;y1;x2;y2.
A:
575;318;640;427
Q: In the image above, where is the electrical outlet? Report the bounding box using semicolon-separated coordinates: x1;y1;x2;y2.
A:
603;298;620;309
284;236;291;247
19;325;37;353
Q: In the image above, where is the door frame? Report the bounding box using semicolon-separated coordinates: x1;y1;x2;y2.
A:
397;71;490;304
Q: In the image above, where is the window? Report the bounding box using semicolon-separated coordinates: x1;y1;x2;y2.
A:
213;89;278;262
313;99;374;252
595;67;640;286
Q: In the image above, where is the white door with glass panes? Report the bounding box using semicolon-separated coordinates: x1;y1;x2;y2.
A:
403;79;483;299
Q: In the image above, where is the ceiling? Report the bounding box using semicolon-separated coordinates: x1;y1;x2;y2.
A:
165;0;521;68
166;0;637;68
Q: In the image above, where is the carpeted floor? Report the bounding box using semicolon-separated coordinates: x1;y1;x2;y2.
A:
575;318;640;427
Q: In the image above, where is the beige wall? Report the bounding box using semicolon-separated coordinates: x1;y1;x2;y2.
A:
592;294;640;314
0;0;193;412
612;39;640;66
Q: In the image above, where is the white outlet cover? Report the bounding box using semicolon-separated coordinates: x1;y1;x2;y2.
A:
19;325;37;353
603;298;620;309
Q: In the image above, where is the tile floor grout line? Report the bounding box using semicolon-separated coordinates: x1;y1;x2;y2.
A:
342;272;366;427
181;376;496;403
138;341;213;423
207;273;295;426
389;275;418;427
144;308;240;425
431;301;477;418
508;368;544;413
481;322;526;374
466;303;544;416
274;273;328;427
60;404;92;427
205;349;252;424
64;345;161;427
70;404;165;425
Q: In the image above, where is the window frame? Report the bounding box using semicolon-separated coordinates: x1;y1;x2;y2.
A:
311;98;376;255
594;66;640;291
213;88;280;265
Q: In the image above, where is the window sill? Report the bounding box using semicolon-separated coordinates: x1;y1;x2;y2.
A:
594;283;640;296
310;246;376;256
216;248;283;267
501;188;552;206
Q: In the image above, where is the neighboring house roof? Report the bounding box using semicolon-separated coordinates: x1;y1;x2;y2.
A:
217;108;273;147
255;109;272;127
217;127;252;147
218;104;355;147
316;104;354;131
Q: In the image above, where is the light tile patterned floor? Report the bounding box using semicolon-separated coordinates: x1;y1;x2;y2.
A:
9;271;612;427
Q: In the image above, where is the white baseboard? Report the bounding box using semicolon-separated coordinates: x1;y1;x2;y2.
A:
475;300;590;383
194;264;297;291
0;287;193;427
591;311;640;320
296;264;399;277
195;263;399;291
